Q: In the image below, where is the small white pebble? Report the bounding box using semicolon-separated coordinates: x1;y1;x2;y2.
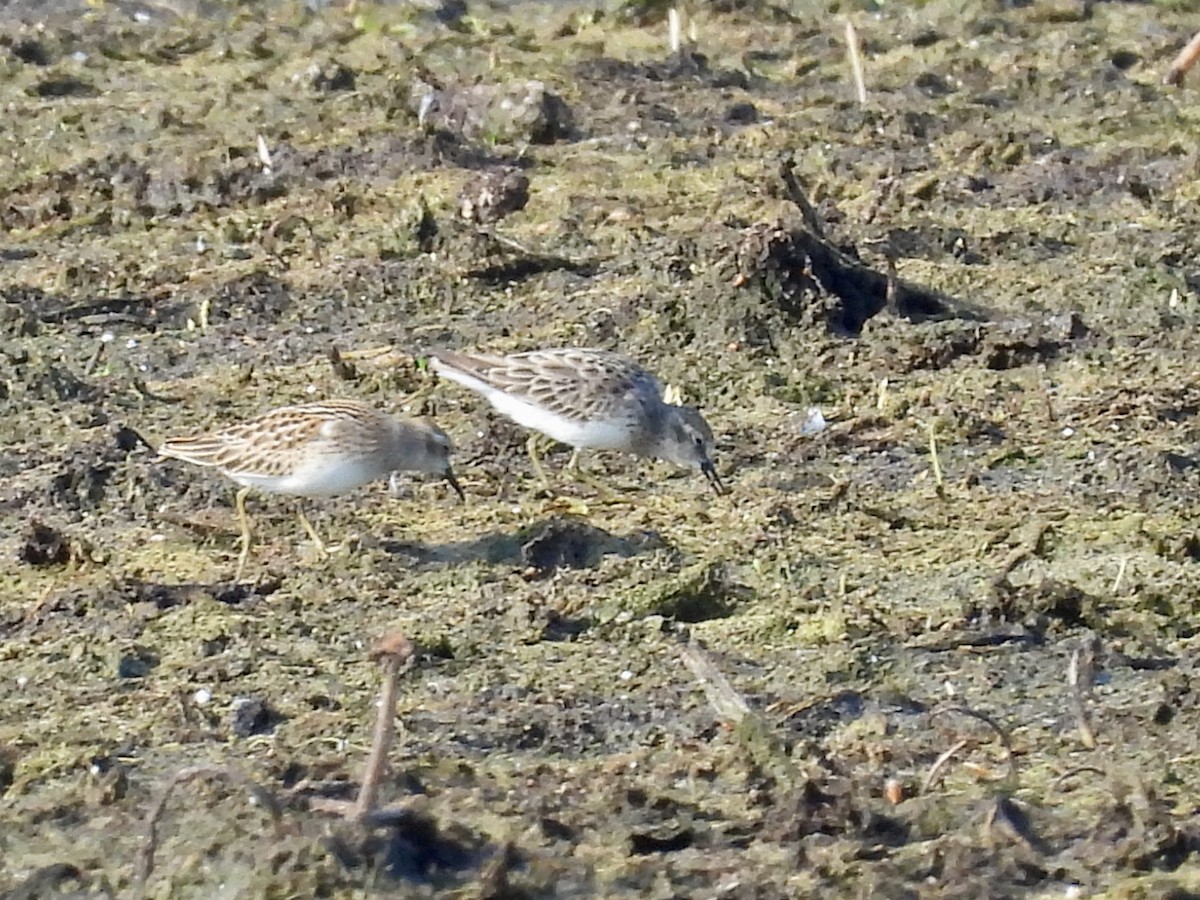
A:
1061;427;1075;438
125;338;138;349
100;332;115;344
305;384;317;394
194;688;212;706
801;407;827;436
619;670;633;681
15;675;29;688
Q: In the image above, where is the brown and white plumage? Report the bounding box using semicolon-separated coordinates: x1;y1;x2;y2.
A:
159;399;463;578
429;348;723;492
159;400;461;498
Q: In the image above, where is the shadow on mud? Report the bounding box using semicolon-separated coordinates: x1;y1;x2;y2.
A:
376;514;669;574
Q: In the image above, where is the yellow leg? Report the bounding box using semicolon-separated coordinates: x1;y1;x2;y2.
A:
564;448;613;495
525;433;551;488
296;508;329;557
566;449;582;476
234;486;252;581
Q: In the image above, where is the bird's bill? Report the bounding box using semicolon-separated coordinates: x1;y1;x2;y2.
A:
445;466;466;501
700;460;725;495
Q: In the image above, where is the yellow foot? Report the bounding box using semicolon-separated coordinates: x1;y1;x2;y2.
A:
297;509;330;558
563;450;615;498
234;486;253;582
525;433;553;490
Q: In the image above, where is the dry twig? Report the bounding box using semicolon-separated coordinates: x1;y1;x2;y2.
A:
845;20;867;105
1165;30;1200;85
1067;640;1098;749
1050;765;1106;792
681;641;804;789
926;418;945;493
354;633;416;821
922;739;970;793
923;705;1017;792
681;641;752;725
778;156;827;239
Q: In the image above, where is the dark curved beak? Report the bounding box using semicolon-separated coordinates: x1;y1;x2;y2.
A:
700;459;725;495
445;466;466;502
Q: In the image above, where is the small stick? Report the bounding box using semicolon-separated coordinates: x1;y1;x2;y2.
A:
133;765;283;900
682;642;802;788
778;156;827;238
1165;30;1200;85
1067;644;1097;749
353;633;415;821
922;739;970;793
885;253;899;315
928;705;1017;787
845;20;867;105
83;336;108;376
926;419;945;491
668;7;682;55
1111;557;1128;594
256;133;273;174
1050;765;1106;792
681;641;751;725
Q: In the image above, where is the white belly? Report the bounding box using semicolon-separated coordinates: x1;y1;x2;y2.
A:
487;388;633;449
436;364;635;450
230;455;382;497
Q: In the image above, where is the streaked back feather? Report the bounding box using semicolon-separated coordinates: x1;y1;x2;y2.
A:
433;348;662;423
159;400;391;479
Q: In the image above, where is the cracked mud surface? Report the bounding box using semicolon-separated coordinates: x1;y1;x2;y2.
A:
5;0;1200;896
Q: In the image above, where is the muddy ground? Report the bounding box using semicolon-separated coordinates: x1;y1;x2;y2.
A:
3;0;1200;896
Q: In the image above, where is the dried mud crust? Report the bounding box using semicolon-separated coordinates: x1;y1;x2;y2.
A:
4;0;1200;896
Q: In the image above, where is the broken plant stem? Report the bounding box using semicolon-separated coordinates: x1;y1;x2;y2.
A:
845;20;867;105
1165;30;1200;85
353;632;416;822
922;739;970;793
682;641;803;788
681;641;751;725
1067;643;1098;750
926;419;944;491
927;705;1018;790
778;155;827;238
